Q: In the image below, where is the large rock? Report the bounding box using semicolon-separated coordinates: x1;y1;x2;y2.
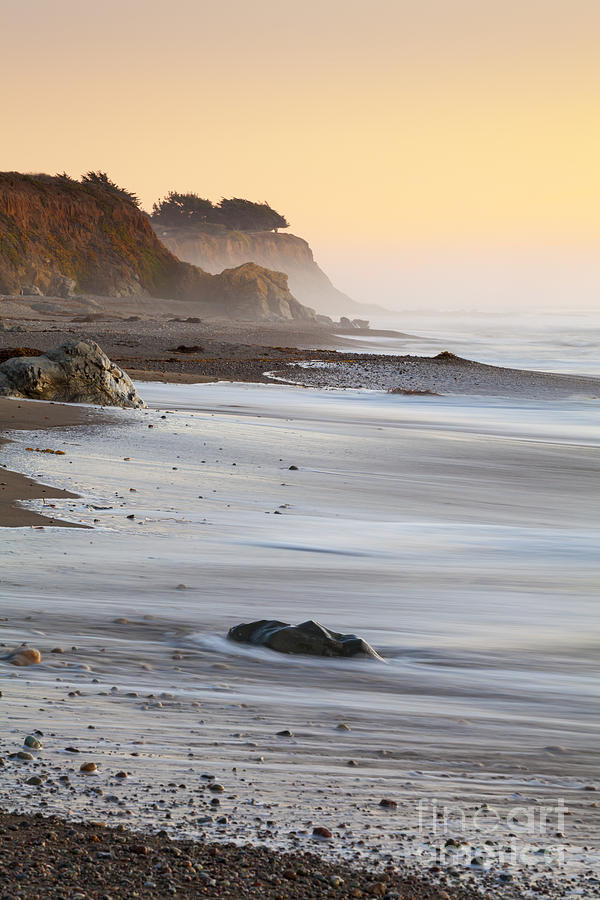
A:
214;263;315;321
227;619;382;659
0;340;145;407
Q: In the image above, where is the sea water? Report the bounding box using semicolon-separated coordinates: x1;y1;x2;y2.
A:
2;383;598;751
343;309;600;376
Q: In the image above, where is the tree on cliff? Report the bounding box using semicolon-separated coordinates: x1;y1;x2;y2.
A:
215;198;289;232
81;171;140;207
152;191;214;225
151;193;289;232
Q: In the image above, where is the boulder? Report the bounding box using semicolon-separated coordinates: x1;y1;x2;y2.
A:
227;619;382;659
49;274;76;298
19;285;43;296
0;340;145;408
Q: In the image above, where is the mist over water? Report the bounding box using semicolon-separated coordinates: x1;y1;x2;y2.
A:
350;309;600;376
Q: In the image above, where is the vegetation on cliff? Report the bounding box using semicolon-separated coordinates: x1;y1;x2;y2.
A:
151;192;289;232
0;172;313;321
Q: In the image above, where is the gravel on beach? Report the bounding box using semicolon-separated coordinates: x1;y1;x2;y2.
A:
0;811;486;900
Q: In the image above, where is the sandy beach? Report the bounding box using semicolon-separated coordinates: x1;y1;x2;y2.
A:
1;366;598;899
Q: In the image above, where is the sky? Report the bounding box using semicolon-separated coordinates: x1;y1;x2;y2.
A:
2;0;599;311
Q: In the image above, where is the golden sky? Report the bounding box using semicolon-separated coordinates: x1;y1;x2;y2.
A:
2;0;599;308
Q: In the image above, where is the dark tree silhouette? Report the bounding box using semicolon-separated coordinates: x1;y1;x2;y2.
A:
151;192;289;231
81;171;140;207
152;192;214;225
216;198;289;231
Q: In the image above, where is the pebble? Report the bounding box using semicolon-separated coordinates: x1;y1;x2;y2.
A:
80;762;98;774
7;647;42;666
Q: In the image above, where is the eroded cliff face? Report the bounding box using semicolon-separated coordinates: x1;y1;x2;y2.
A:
154;225;362;317
0;174;314;322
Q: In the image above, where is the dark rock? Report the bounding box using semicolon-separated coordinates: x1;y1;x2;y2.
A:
227;619;383;660
312;826;333;839
168;344;203;353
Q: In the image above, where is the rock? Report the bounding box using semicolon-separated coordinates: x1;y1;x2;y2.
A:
214;262;315;322
20;284;43;296
4;647;42;667
0;340;145;408
49;273;76;298
24;736;42;750
227;619;383;659
312;826;333;839
80;762;98;774
26;775;43;785
379;798;397;808
16;751;34;761
351;318;369;329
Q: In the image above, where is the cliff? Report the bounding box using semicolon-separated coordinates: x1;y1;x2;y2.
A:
0;173;315;322
153;224;375;318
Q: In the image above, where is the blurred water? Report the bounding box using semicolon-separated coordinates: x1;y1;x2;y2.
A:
3;382;599;756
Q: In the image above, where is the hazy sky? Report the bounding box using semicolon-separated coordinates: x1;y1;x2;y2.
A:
2;0;599;310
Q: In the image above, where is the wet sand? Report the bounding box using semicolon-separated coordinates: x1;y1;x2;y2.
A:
0;398;111;527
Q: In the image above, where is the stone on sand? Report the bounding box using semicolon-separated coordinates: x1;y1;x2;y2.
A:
0;339;145;408
5;647;42;666
227;619;382;659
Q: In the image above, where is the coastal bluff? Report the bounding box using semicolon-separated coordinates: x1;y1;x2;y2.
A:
154;224;374;318
0;173;315;323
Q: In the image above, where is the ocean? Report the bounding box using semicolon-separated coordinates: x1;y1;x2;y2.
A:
346;309;600;376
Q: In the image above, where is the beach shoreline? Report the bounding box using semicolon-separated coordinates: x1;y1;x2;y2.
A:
0;398;115;528
1;349;598;900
